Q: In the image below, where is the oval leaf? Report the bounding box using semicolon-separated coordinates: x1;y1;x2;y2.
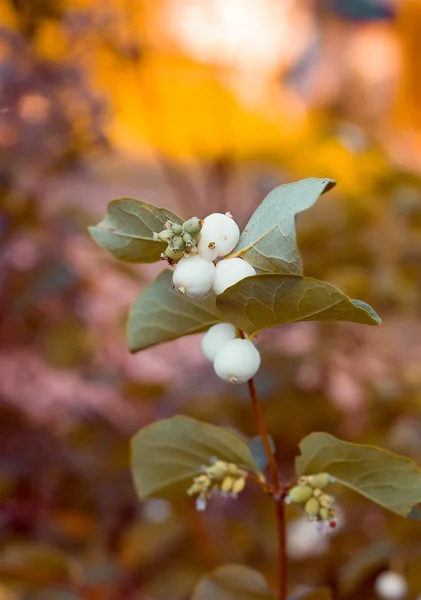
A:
216;274;380;334
192;564;274;600
89;198;182;263
127;270;221;352
231;178;335;275
131;416;260;500
295;433;421;518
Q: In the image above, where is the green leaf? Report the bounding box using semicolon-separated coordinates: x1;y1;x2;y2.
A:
89;198;182;263
216;274;381;335
231;178;335;275
247;435;276;471
191;564;274;600
295;433;421;518
127;270;221;352
131;416;260;500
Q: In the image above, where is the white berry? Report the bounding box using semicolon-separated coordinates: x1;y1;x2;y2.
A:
201;323;237;362
173;255;215;299
198;213;240;260
212;258;256;295
213;338;261;383
374;571;408;600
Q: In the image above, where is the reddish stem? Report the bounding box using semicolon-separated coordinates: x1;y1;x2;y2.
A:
276;497;288;600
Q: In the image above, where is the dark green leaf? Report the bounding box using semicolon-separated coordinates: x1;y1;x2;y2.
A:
231;178;335;274
192;564;274;600
217;274;381;334
295;433;421;518
131;416;260;500
248;435;276;471
127;270;221;352
89;198;182;263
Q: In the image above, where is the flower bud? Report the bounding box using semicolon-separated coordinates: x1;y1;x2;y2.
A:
213;338;261;383
164;246;184;262
171;223;183;235
198;213;240;259
221;476;234;493
374;571;408;600
287;485;314;505
172;235;185;251
304;497;320;518
172;255;215;298
183;217;203;235
212;258;256;295
232;477;246;494
157;229;174;242
307;473;333;489
201;323;237;362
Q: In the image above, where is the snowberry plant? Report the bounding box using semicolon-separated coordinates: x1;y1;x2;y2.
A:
90;178;421;600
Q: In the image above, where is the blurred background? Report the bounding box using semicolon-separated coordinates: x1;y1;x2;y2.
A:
1;0;421;598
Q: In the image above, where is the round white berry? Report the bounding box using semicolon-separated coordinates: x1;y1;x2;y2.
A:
374;571;408;600
213;338;261;383
198;213;240;259
201;323;237;362
212;258;256;295
173;255;215;299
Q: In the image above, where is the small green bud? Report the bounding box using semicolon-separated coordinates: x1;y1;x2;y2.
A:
304;497;320;518
172;235;185;250
232;477;246;494
221;476;234;493
171;223;183;235
307;473;332;489
183;217;203;235
165;246;183;261
208;461;228;480
287;485;314;504
157;229;174;242
319;507;329;520
183;232;193;244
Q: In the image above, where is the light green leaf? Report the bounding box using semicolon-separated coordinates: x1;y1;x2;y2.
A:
216;274;381;334
295;433;421;518
131;416;260;500
231;178;335;274
127;270;221;352
191;564;274;600
89;198;182;263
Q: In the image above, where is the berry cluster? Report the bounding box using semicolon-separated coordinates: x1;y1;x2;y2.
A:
285;473;337;528
187;458;248;512
202;324;261;384
154;212;261;384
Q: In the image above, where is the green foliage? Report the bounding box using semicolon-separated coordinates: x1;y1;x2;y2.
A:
231;178;335;274
247;435;276;471
127;270;221;352
191;564;274;600
296;433;421;518
216;274;380;334
131;416;260;500
89;198;182;263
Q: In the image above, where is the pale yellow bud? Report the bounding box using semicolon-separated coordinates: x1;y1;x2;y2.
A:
232;477;246;494
304;497;320;518
288;485;314;504
221;476;234;493
307;473;333;489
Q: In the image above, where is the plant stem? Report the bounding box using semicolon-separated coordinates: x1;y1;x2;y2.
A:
246;375;287;600
247;377;278;488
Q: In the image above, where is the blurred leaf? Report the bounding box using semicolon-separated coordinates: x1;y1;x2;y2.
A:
232;178;335;274
247;435;276;471
295;589;332;600
296;433;421;517
217;274;381;334
192;564;274;600
339;540;394;595
89;198;182;263
131;416;259;500
0;544;71;587
127;270;221;352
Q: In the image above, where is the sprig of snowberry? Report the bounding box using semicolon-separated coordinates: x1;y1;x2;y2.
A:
153;212;260;385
